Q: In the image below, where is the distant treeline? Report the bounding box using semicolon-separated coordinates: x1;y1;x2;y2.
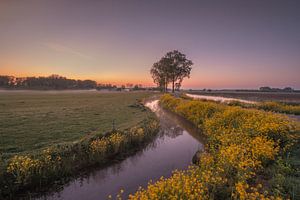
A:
259;86;295;92
0;74;151;90
0;74;114;90
189;86;298;93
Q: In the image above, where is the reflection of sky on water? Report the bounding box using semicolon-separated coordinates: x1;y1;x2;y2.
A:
186;93;256;104
39;100;203;200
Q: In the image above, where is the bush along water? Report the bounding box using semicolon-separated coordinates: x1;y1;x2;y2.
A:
0;117;159;199
128;94;299;200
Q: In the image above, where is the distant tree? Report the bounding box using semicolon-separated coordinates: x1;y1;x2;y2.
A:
150;50;193;93
15;77;27;87
175;82;181;91
150;61;169;92
283;87;293;92
164;50;193;93
126;83;133;88
86;80;97;88
0;74;100;90
97;83;117;90
259;87;272;92
0;76;14;87
133;84;139;90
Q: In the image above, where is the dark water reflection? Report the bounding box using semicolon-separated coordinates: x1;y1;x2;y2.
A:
39;100;203;200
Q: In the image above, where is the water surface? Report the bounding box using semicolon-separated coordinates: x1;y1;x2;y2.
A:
186;93;256;104
39;100;203;200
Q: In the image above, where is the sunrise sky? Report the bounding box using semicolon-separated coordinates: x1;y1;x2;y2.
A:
0;0;299;89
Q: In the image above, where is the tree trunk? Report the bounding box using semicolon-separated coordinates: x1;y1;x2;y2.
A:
164;76;167;93
172;79;175;93
165;81;167;93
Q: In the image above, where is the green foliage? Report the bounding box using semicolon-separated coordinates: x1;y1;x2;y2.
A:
150;50;193;92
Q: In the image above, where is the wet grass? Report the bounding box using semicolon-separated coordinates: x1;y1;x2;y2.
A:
0;91;153;156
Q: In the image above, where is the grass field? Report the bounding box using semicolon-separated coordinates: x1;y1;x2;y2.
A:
0;91;154;156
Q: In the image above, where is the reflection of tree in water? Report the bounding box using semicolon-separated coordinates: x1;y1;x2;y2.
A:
156;104;205;144
160;125;183;139
158;108;184;139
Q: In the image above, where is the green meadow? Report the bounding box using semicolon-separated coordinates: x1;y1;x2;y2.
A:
0;91;153;156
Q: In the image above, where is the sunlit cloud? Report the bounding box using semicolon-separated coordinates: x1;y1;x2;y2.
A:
42;42;92;60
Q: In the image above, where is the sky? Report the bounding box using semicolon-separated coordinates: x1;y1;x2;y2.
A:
0;0;299;89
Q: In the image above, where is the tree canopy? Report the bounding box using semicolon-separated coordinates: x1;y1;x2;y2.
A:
150;50;193;92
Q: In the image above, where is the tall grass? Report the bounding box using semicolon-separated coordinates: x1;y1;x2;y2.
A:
129;94;299;200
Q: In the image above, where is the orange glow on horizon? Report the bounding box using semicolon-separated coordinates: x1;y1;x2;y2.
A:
1;68;294;90
0;69;156;87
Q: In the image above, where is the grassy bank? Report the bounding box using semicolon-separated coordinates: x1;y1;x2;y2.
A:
129;94;299;200
0;91;160;198
0;91;154;156
1;117;159;199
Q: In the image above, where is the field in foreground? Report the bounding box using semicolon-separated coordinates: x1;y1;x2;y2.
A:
0;91;153;156
0;91;160;198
